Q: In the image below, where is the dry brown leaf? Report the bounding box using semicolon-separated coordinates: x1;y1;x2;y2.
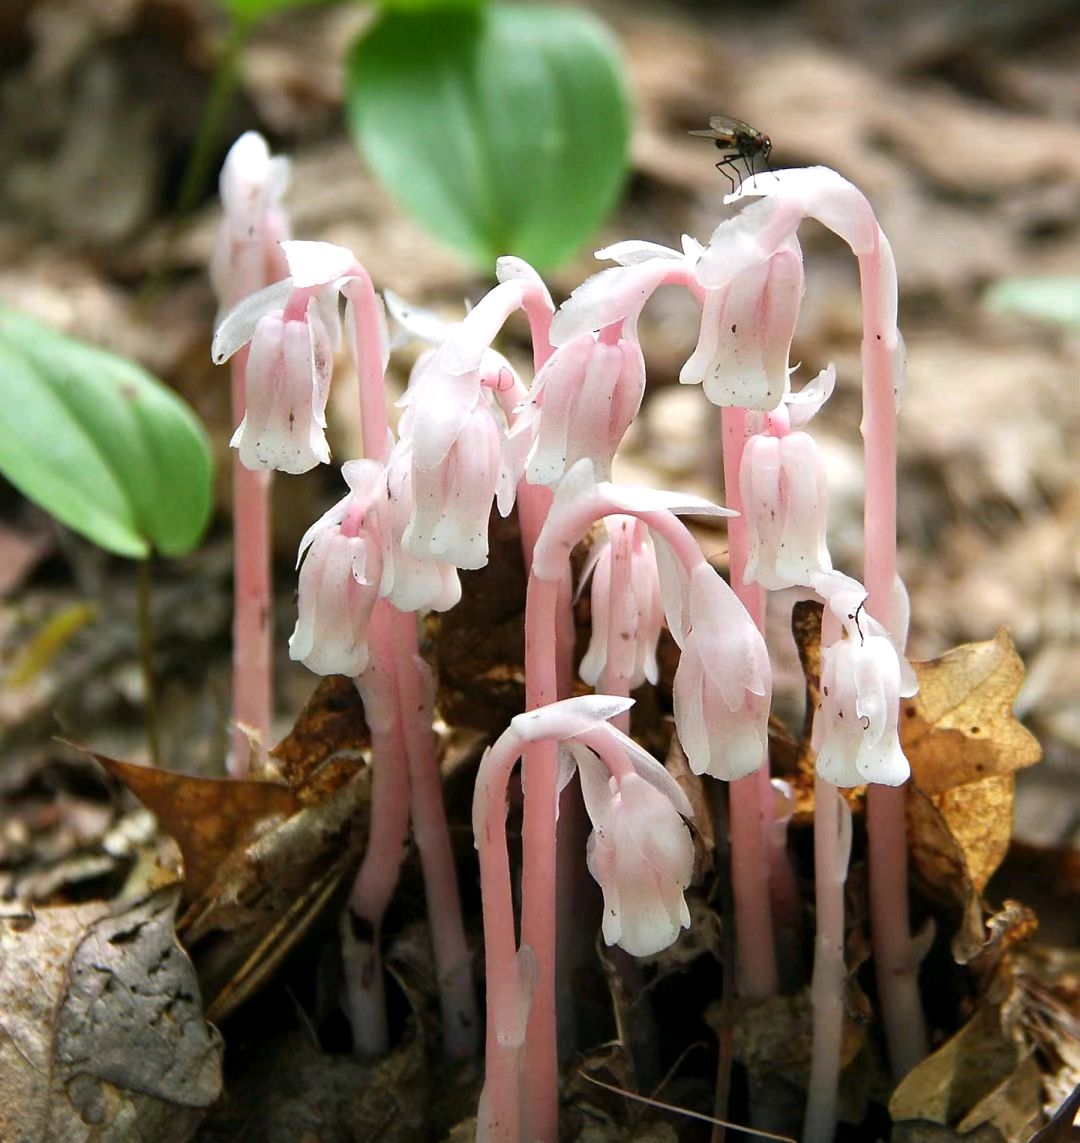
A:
889;1001;1025;1131
903;630;1042;796
0;888;222;1143
87;748;298;902
179;759;369;1023
78;673;375;1023
269;672;371;797
902;632;1043;953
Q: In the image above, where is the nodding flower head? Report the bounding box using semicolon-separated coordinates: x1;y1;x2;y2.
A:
574;742;695;957
680;234;804;411
665;562;772;781
811;572;916;787
579;516;663;691
517;331;646;488
400;393;506;572
288;460;385;676
230;299;335;474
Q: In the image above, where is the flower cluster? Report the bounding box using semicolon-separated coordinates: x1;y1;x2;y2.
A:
213;145;918;1143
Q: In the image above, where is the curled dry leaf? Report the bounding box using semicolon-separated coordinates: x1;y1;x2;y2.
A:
87;748;299;903
0;887;222;1143
82;676;373;1023
901;631;1043;957
903;630;1043;795
889;999;1043;1142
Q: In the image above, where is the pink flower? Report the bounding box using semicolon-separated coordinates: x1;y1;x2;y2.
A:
548;237;705;348
666;563;772;780
210;132;290;308
230;302;335;474
679;236;803;411
810;571;916;787
517;332;646;487
378;447;462;612
578;516;663;690
574;743;694;956
400;397;505;571
288;461;385;675
740;428;832;589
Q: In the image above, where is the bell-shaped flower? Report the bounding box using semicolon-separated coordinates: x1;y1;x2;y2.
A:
680;234;803;411
288;460;385;676
579;516;663;690
740;428;832;590
378;446;462;612
810;570;916;787
666;562;772;780
400;397;504;571
517;332;646;487
230;298;335;474
210;131;290;308
812;630;911;787
575;743;694;956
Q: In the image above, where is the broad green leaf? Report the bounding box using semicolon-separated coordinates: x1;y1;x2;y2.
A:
216;0;332;22
376;0;485;9
985;276;1080;328
346;4;630;271
0;306;213;559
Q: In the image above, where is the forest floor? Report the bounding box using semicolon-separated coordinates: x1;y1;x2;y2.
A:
0;0;1077;1139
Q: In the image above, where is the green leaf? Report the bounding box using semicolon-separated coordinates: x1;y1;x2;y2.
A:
346;4;630;271
215;0;332;23
0;307;214;559
985;276;1080;328
375;0;485;10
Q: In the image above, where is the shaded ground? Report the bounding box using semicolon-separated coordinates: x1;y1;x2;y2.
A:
0;0;1077;1139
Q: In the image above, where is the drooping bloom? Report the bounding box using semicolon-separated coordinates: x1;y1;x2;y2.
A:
680;233;804;411
810;571;916;787
213;241;378;476
400;395;505;571
665;562;772;780
392;265;554;571
230;299;335;474
288;460;384;675
578;516;663;690
573;740;694;957
515;331;646;487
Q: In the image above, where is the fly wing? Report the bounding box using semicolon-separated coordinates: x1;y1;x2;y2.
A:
688;115;758;144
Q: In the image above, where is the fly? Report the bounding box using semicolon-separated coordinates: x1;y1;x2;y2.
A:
690;115;772;192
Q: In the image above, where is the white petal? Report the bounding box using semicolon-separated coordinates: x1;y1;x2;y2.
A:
509;695;635;744
212;278;293;363
280;240;357;288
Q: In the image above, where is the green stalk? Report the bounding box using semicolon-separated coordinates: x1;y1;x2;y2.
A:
175;16;253;219
137;557;162;767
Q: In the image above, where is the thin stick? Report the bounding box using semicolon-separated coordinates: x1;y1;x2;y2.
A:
578;1071;796;1143
136;556;161;767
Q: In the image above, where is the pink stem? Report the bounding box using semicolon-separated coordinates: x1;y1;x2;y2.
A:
520;574;562;1143
720;406;779;998
344;271;479;1057
475;732;534;1143
598;520;634;734
344;601;411;1056
228;345;273;778
804;774;851;1143
858;238;926;1079
392;608;480;1058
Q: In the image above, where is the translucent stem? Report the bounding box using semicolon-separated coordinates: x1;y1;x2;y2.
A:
858;238;926;1078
